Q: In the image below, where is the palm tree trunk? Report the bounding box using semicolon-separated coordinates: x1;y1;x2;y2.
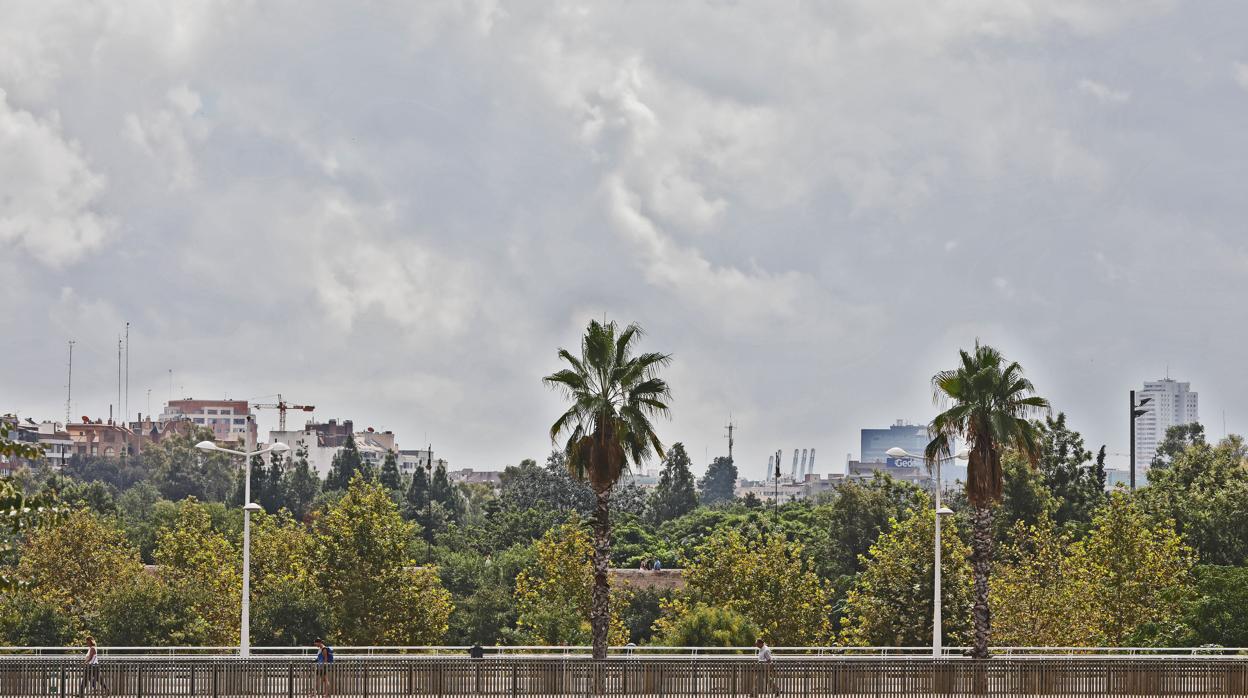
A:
970;504;994;660
590;486;611;660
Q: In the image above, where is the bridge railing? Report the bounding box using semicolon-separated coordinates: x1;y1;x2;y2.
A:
3;656;1248;697
3;644;1246;657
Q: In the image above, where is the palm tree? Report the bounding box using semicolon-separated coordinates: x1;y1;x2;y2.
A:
544;319;671;659
925;342;1048;659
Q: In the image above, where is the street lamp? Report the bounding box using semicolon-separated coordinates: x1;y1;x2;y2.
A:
196;435;289;657
886;446;969;658
1129;391;1152;491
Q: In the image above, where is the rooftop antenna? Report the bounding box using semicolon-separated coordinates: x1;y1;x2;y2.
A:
168;369;173;403
116;336;122;425
124;322;130;425
65;340;75;425
724;417;735;464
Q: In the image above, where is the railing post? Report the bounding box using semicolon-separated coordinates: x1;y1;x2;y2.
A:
288;663;294;698
511;663;518;698
212;663;219;698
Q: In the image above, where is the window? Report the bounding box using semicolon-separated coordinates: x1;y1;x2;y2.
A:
206;409;218;415
234;418;245;425
193;418;204;424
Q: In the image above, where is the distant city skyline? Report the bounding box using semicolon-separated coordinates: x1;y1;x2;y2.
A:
3;3;1246;476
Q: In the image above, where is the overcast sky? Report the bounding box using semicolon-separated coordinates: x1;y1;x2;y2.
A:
3;1;1246;477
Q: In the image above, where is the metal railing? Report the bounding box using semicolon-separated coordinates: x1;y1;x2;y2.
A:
3;656;1248;697
4;645;1247;658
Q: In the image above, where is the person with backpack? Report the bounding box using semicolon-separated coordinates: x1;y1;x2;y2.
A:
313;638;334;697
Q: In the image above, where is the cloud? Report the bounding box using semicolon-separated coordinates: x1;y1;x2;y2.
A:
5;0;1248;477
0;89;112;267
1234;62;1248;91
1078;78;1131;104
124;85;209;189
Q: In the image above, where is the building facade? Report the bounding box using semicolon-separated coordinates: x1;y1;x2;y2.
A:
860;420;930;464
160;399;257;444
1135;379;1199;468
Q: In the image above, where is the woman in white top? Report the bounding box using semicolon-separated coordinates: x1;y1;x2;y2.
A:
79;637;108;696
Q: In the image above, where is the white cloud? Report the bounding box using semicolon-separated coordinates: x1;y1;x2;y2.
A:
1078;78;1131;104
0;89;112;267
123;85;208;189
1234;62;1248;91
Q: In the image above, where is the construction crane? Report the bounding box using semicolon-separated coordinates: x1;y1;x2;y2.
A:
253;394;315;432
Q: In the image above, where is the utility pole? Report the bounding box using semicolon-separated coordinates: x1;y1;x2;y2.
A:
65;340;75;425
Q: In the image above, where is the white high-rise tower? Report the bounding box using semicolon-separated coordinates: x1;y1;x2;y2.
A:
1135;378;1198;468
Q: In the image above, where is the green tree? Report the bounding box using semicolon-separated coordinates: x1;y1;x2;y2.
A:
812;474;923;580
430;463;464;523
143;427;236;502
97;574;207;646
698;456;737;505
379;450;402;491
543;319;671;659
1144;435;1248;565
282;445;320;521
325;433;365;491
1152;422;1206;469
989;517;1100;647
513;520;628;646
16;508;143;634
260;451;286;513
404;465;431;522
840;504;973;647
315;475;451;644
497;454;594;516
648;443;698;524
926;342;1049;658
1179;565;1248;647
0;593;77;646
657;603;758;647
250;510;327;645
153;499;242;645
1076;491;1195;645
996;451;1057;543
1036;413;1106;530
683;529;833;645
438;545;532;645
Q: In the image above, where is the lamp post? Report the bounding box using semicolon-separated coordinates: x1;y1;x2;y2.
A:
886;446;969;658
1130;391;1152;491
196;425;289;657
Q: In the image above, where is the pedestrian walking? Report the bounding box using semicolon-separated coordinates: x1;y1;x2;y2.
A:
78;637;108;697
751;638;780;697
312;638;334;697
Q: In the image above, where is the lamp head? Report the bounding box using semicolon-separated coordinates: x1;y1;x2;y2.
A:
954;448;970;461
885;447;911;459
936;505;955;516
195;440;218;452
270;442;290;454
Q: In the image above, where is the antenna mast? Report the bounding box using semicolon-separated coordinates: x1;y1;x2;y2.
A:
724;417;735;463
117;336;122;425
65;340;75;425
124;322;130;425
